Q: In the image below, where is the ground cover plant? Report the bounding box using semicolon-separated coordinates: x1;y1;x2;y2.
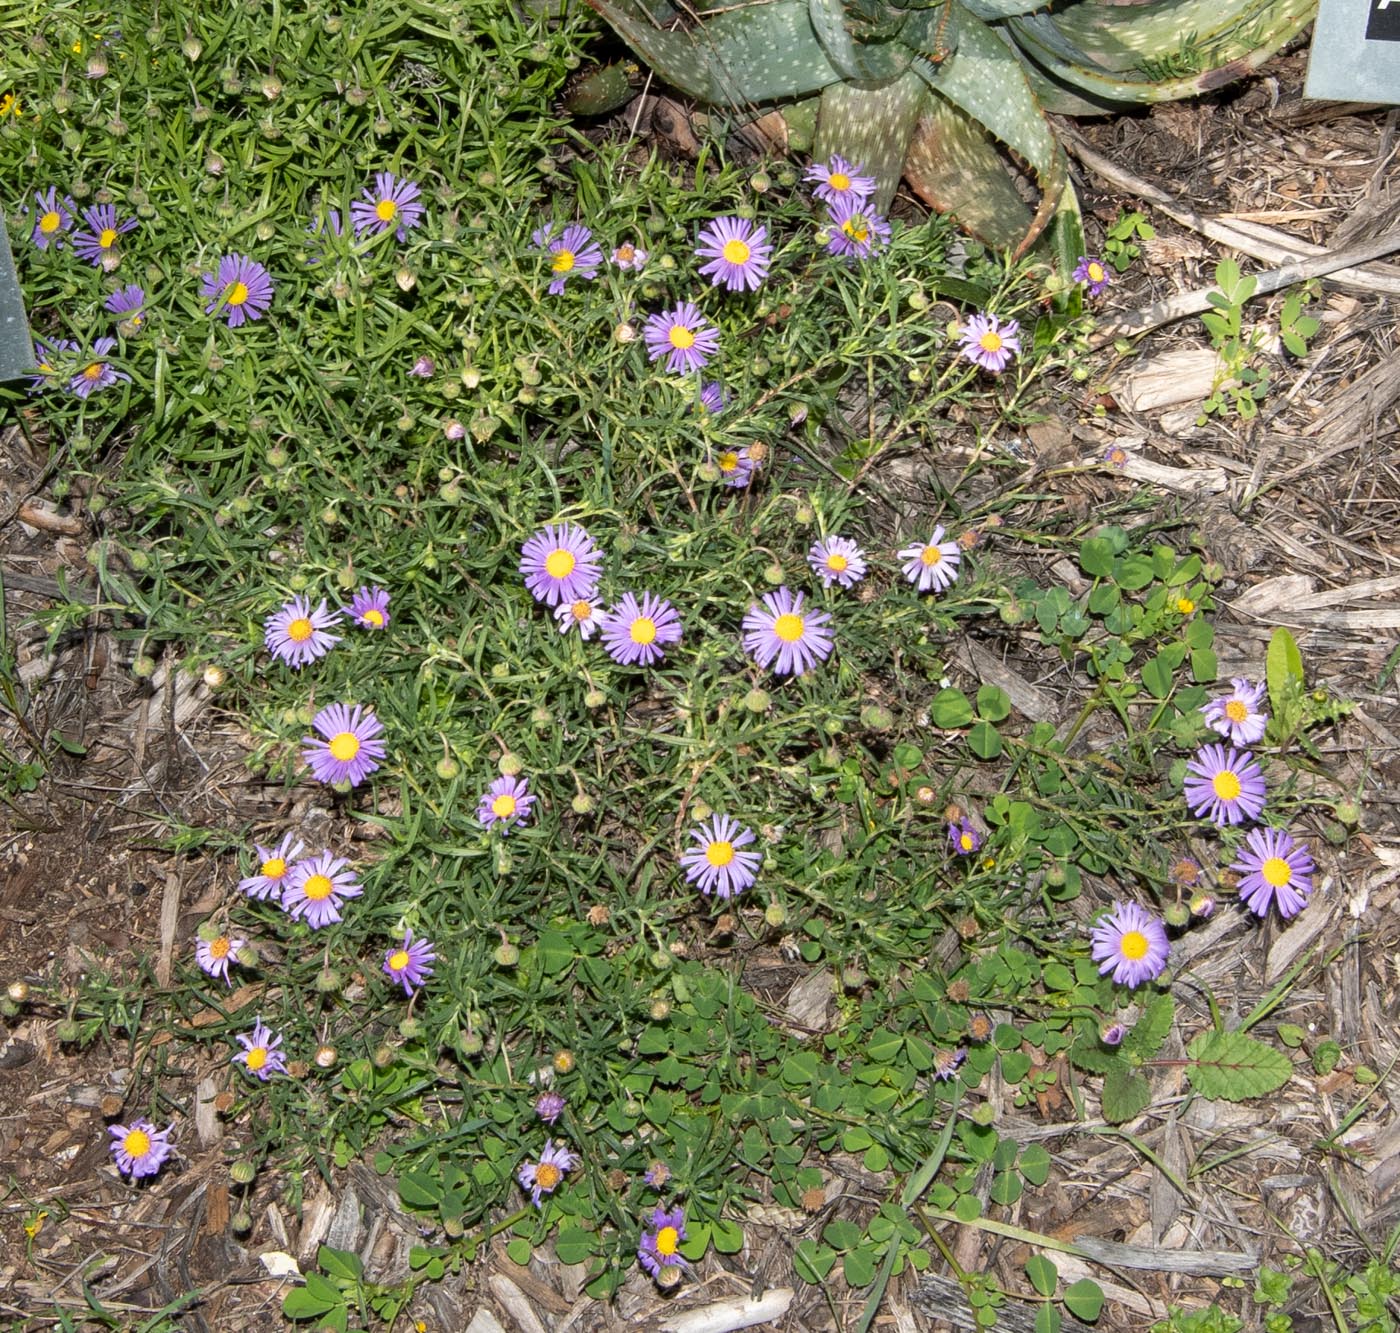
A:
0;1;1387;1329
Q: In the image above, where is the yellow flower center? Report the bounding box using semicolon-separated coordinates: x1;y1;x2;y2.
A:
362;609;384;627
225;280;249;306
534;1162;561;1190
1088;262;1105;282
376;198;397;222
82;363;103;381
286;616;313;642
773;613;804;643
1212;770;1241;801
329;732;361;762
1224;700;1248;723
718;451;739;473
978;331;1003;353
303;873;334;901
920;545;943;567
1119;930;1149;960
1262;857;1292;887
492;794;517;818
668;325;695;350
124;1128;151;1156
209;937;231;959
656;1226;680;1256
570;600;592;622
545;548;576;579
828;172;850;191
842;218;869;244
40;210;61;234
388;949;410;971
261;856;286;879
721;238;750;265
1176;597;1195;614
616;243;635;262
552;249;575;274
959;833;975;851
705;840;735;867
246;1047;267;1071
99;227;117;248
630;616;657;645
826;553;848;573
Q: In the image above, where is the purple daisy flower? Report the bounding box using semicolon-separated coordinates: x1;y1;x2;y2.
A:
348;586;391;630
238;832;304;900
71;204;136;266
949;819;981;856
1231;826;1315;919
643;302;720;375
195;933;245;986
301;702;387;787
1089;901;1170;987
743;586;833;677
27;337;78;393
805;154;876;207
714;446;753;489
350;171;425;242
104;283;146;327
1183;743;1266;826
959;312;1021;374
234;1017;287;1080
611;240;647;270
695;216;772;293
1201;678;1269;747
639;1205;688;1279
108;1119;173;1178
535;1091;566;1124
68;337;129;398
554;595;603;639
697;381;727;416
282;851;362;929
680;813;761;899
898;527;961;593
825;195;891;260
383;929;435;994
1103;444;1129;469
201;253;274;327
519;523;603;607
808;535;867;589
532;222;603;294
518;1139;577;1207
26;187;75;250
1073;255;1111;297
599;591;682;667
478;775;535;834
263;595;342;666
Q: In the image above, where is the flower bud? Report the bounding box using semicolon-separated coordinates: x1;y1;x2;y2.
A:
493;943;519;967
435;757;460;781
182;36;203;59
230;1160;257;1185
1163;902;1190;929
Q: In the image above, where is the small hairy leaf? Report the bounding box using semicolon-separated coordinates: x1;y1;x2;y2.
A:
1185;1030;1292;1100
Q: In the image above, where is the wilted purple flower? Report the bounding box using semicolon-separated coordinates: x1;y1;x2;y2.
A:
535;1091;566;1124
104;283;146;327
348;586;390;630
1201;678;1268;747
351;171;424;241
612;240;647;270
108;1119;173;1178
409;355;435;378
1100;1022;1127;1047
27;337;78;393
518;1140;577;1206
949;819;981;856
714;446;753;489
195;933;245;986
697;381;726;416
300;703;387;787
934;1048;967;1081
238;832;304;901
68;337;129;398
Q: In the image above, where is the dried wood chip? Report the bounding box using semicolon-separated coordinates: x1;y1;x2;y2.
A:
489;1273;548;1333
655;1287;794;1333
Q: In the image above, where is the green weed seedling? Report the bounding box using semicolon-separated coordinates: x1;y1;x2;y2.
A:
283;1245;413;1332
1103;210;1155;273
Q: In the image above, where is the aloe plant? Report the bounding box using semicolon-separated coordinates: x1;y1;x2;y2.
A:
584;0;1317;256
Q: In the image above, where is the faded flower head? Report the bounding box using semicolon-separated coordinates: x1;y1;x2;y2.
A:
898;527;961;594
1201;678;1268;748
